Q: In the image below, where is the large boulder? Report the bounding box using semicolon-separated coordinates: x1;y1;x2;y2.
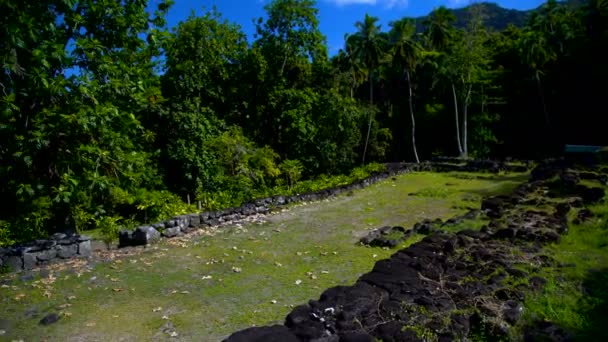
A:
118;229;134;247
132;226;160;246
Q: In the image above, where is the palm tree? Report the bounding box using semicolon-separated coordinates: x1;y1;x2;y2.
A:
341;34;367;99
389;18;420;163
519;27;556;126
424;6;461;156
349;14;386;163
424;6;456;52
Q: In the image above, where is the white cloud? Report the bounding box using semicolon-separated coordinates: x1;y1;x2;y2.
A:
447;0;470;7
327;0;409;9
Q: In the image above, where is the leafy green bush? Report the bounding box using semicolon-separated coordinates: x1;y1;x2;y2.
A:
97;216;123;249
0;221;15;247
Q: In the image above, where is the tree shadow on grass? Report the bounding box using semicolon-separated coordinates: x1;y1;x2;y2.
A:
577;268;608;341
523;268;608;341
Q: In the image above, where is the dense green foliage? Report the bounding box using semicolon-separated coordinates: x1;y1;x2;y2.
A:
1;0;606;245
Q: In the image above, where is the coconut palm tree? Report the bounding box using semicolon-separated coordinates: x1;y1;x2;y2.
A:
349;14;387;163
389;18;420;163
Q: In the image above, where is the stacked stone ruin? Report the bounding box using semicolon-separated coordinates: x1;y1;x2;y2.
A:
1;159;531;273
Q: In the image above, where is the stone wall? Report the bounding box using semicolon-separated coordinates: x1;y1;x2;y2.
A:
118;163;428;247
1;160;531;273
0;233;91;272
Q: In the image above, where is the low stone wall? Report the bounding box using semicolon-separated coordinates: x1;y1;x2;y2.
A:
118;163;429;247
0;233;91;272
1;160;532;273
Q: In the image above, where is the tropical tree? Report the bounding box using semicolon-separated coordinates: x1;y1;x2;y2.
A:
348;14;387;163
389;18;421;163
424;6;457;51
449;4;490;158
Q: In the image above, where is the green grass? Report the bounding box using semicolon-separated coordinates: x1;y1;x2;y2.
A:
0;171;527;341
516;200;608;340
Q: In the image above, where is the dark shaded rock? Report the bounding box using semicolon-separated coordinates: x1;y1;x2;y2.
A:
482;196;510;218
77;240;92;256
575;208;594;224
505;268;528;278
376;321;422;342
529;276;547;291
51;233;67;241
285;305;325;340
39;313;60;325
161;227;181;238
502;300;524;324
523;321;574;342
151;222;166;230
339;332;375;342
32;249;57;262
5;255;23;272
57;244;78;259
118;229;134;247
187;214;200;227
577;185;605;204
494;228;518;239
223;325;299;342
360;226;411;248
23;253;36;270
555;202;571;216
132;226;160;246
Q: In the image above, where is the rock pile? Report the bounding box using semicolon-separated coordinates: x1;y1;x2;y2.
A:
0;233;91;272
225;162;606;341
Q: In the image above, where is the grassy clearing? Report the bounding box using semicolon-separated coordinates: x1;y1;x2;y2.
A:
516;199;608;341
0;171;526;341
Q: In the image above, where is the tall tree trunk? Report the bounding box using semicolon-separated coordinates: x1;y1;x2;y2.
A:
406;70;419;163
362;72;373;163
452;82;464;157
280;47;289;77
462;84;472;159
535;71;550;126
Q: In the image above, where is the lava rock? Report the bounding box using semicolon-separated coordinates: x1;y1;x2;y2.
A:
118;229;133;247
39;313;60;325
161;227;181;238
57;244;78;259
132;226;161;246
502;300;524;324
77;240;92;256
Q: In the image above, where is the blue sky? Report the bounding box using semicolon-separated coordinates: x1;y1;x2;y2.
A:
163;0;546;54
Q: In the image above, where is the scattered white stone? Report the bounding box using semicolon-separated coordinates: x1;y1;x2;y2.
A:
270;300;277;304
0;329;5;336
168;331;178;337
232;267;242;273
373;254;378;258
201;275;213;280
295;279;302;285
321;270;329;274
153;307;162;312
